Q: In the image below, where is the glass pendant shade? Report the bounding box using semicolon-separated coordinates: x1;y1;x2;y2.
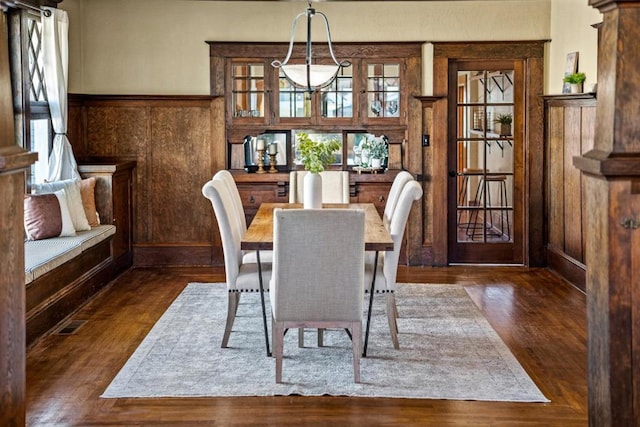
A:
280;64;341;90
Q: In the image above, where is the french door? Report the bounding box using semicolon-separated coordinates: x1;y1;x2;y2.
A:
447;59;524;264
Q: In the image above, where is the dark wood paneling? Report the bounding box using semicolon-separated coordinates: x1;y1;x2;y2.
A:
69;95;223;267
544;94;596;289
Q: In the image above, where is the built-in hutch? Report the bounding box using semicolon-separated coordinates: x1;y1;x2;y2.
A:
208;42;423;226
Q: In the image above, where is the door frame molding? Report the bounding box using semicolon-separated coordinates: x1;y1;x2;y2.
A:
431;41;547;266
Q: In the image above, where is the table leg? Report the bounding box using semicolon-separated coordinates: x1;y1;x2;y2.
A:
256;250;271;357
363;251;379;357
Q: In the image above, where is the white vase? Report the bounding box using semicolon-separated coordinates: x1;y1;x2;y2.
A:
570;83;582;94
371;158;382;169
303;172;322;209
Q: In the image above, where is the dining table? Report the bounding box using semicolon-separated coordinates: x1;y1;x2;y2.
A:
241;202;394;358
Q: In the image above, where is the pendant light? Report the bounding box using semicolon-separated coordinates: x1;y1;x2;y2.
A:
272;3;350;93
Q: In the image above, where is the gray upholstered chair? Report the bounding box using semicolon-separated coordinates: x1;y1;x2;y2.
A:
365;180;423;349
270;208;365;383
202;178;272;349
288;171;350;204
212;169;272;264
383;171;415;224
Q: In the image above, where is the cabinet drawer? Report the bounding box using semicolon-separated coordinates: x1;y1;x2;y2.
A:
355;183;390;216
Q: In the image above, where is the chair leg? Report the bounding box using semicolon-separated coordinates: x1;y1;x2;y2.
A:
298;328;304;347
351;321;362;383
386;293;400;349
221;292;240;348
273;319;284;383
317;328;324;347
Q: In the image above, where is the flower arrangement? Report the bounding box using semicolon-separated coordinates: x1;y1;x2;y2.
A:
296;132;341;174
494;113;512;125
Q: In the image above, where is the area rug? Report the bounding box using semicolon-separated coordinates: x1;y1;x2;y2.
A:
101;283;548;402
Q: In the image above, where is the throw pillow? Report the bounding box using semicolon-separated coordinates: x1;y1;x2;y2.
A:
24;189;76;240
33;179;91;231
78;177;100;226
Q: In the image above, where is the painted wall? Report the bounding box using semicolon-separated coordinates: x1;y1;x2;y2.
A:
547;0;601;94
60;0;601;96
60;0;552;95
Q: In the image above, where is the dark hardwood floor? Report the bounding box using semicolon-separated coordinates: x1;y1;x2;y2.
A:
25;266;587;426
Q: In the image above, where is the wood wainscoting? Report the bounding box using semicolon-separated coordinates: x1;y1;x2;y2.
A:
544;94;596;292
68;94;225;267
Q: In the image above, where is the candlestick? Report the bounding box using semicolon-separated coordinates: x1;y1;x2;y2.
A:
256;148;266;173
256;139;265;151
268;142;278;155
268;153;278;173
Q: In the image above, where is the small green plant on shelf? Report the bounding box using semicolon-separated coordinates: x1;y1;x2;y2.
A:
494;113;513;125
563;72;586;84
296;132;341;174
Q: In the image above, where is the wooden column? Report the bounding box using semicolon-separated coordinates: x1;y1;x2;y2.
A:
574;0;640;424
0;9;37;427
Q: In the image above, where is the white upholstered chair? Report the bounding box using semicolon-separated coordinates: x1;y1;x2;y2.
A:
202;178;272;350
289;171;350;204
365;180;423;349
383;171;415;224
212;169;272;264
270;208;365;383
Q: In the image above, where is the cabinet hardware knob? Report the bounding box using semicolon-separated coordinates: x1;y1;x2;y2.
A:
249;195;256;204
379;196;385;203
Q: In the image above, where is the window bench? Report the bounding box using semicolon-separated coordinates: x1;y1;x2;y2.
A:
24;159;135;347
24;226;116;347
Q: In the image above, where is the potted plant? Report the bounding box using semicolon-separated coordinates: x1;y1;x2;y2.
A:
367;136;388;169
296;132;341;208
494;113;513;136
563;72;586;94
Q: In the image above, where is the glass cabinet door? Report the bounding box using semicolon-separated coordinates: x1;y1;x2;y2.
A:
321;66;353;119
366;62;401;119
231;62;266;119
278;68;311;119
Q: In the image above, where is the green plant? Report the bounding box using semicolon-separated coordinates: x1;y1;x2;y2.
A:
563;72;586;84
296;132;341;174
494;113;513;125
367;136;388;160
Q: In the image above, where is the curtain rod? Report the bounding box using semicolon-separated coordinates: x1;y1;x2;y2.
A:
10;1;52;16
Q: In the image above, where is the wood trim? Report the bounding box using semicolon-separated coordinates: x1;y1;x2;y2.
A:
547;245;586;293
432;41;546;266
133;243;214;267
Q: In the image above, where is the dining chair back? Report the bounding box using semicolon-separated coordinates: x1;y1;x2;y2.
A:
365;180;423;349
213;169;246;235
289;171;350;204
383;171;414;224
202;178;272;348
270;208;365;383
212;169;272;265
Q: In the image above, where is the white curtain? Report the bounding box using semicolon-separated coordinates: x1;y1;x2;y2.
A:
43;7;80;182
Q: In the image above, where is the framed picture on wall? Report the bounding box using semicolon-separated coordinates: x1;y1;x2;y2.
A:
562;52;579;94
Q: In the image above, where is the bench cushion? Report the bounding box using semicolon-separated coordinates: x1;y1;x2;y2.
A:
25;225;116;285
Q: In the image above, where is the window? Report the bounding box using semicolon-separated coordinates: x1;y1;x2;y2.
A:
9;10;53;189
10;10;54;188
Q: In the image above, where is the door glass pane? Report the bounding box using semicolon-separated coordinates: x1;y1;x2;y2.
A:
456;69;513;243
232;63;264;118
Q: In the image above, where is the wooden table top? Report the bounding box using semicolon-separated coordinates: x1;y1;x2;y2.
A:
241;203;394;252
